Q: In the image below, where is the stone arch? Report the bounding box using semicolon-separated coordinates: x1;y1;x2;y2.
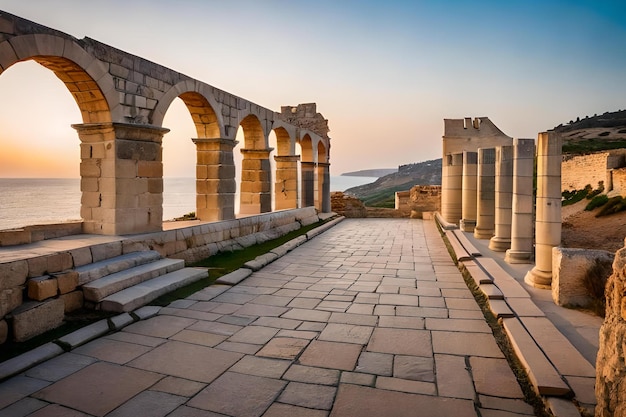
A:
152;81;224;138
299;133;315;207
316;140;331;212
0;34;117;123
273;126;299;210
240;114;267;150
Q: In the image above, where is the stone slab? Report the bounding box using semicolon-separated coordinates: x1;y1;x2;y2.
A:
0;342;64;381
477;258;530;298
488;299;515;318
502;318;572;396
520;316;595;378
100;267;207;312
479;283;504;299
214;268;253;285
57;319;111;349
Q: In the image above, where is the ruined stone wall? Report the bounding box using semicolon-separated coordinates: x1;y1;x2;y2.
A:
278;103;330;139
596;244;626;416
611;167;626;195
561;152;610;191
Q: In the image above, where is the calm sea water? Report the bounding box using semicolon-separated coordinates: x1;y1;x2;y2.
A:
0;176;377;230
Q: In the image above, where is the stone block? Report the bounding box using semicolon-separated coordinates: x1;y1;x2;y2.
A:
27;276;59;301
552;247;614;307
0;229;31;246
0;287;23;317
47;253;73;273
27;256;48;278
60;291;83;313
11;298;65;342
91;242;123;262
55;271;79;294
0;260;28;290
70;247;93;267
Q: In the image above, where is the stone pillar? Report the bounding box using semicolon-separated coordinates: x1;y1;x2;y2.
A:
525;132;562;288
193;138;237;221
317;162;331;213
441;153;463;224
505;139;535;264
474;148;496;239
301;161;315;208
73;122;169;236
489;145;514;251
460;151;478;232
274;155;300;211
240;148;272;215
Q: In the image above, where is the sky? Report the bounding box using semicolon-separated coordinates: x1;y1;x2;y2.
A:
1;0;625;177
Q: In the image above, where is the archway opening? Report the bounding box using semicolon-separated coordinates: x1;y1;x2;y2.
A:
0;60;82;229
268;130;277;211
161;97;196;221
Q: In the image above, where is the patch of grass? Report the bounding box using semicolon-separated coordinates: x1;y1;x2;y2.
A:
149;218;332;305
585;194;609;211
562;138;626;155
361;183;414;207
596;196;626;217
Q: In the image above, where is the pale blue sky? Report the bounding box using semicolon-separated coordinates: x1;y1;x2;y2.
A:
1;0;625;177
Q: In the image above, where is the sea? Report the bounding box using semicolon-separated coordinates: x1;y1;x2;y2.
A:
0;176;377;230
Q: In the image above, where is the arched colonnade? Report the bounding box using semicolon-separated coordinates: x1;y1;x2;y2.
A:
0;11;331;235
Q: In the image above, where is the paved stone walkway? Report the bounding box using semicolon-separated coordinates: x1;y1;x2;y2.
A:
0;219;537;417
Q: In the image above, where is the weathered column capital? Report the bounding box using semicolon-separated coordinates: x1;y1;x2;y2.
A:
274;155;300;162
240;148;274;158
301;161;316;167
72;123;169;143
317;162;331;168
192;138;238;149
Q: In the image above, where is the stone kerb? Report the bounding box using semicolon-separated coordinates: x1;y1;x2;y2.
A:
551;247;614;307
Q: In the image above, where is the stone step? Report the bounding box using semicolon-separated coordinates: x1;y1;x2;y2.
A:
445;231;472;262
75;250;162;285
82;258;185;302
98;268;208;313
451;229;481;257
503;317;572;397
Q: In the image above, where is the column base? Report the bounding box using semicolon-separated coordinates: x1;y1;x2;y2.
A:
488;236;511;252
473;227;494;240
504;249;532;264
459;219;476;233
524;267;552;290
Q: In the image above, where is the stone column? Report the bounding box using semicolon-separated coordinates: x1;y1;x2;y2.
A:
474;148;496;239
193;138;237;221
441;153;463;224
73;122;169;235
460;151;478;232
525;132;562;288
317;162;331;213
489;145;514;251
301;161;316;208
274;155;300;211
240;148;272;215
505;139;535;264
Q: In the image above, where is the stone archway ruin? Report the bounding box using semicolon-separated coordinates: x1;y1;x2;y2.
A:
0;11;331;234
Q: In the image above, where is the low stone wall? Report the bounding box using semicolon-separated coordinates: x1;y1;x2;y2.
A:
0;222;83;247
0;207;320;344
611;167;626;194
395;185;441;218
551;247;614;307
596;243;626;416
561;152;609;192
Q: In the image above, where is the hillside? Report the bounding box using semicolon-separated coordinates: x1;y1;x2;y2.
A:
342;168;398;177
555;110;626;154
345;159;442;207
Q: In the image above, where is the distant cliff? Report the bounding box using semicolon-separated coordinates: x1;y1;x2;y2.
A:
344;159;442;207
341;168;398;178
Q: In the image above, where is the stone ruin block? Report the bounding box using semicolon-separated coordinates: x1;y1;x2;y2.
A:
11;298;64;342
0;288;23;317
552;247;614;307
0;260;28;290
27;276;59;301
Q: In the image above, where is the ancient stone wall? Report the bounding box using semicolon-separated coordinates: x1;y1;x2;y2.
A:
331;192;366;218
611;167;626;195
0;208;320;343
596;244;626;416
561;152;610;192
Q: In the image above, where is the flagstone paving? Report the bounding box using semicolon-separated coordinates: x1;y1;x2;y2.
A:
0;218;538;416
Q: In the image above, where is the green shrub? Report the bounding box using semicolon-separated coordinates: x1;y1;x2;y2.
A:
562;185;590;206
586;181;605;199
585;194;609;211
596;196;626;217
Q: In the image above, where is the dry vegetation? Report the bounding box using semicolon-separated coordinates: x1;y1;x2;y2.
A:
561;199;626;252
